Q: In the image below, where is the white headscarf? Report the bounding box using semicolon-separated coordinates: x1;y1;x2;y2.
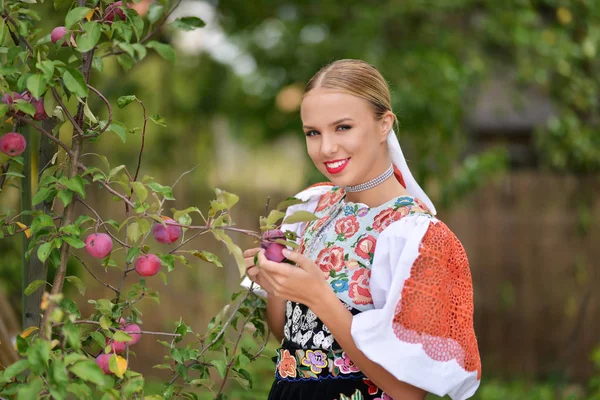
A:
387;128;437;215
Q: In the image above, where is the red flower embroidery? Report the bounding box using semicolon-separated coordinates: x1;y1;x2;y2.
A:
355;235;376;260
316;246;345;277
363;379;379;395
315;188;345;212
348;268;373;305
335;215;360;239
311;215;329;234
414;197;432;214
372;207;409;232
278;349;297;378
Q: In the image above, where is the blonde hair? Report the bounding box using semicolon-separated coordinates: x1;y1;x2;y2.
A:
304;59;396;126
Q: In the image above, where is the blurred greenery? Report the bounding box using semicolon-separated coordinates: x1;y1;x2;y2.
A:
1;0;599;398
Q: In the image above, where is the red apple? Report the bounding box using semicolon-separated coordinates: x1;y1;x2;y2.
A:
264;242;286;263
95;353;112;374
123;323;141;345
104;1;127;22
0;133;27;157
31;97;48;121
106;338;127;354
153;218;182;244
135;254;161;276
85;233;113;258
50;26;70;46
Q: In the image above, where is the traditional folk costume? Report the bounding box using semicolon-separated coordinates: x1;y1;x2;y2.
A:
242;130;481;400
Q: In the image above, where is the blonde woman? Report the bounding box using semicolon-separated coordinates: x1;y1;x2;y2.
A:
244;59;481;400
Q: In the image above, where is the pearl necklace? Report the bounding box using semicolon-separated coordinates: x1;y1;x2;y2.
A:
344;164;394;192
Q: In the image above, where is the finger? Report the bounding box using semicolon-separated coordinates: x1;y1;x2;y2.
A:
256;249;291;275
243;248;261;258
246;266;260;279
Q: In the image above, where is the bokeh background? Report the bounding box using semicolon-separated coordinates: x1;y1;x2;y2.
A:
1;0;600;398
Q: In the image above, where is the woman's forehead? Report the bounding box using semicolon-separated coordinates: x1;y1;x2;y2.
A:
301;89;371;124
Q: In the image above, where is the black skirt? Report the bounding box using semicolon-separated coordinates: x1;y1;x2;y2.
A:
267;341;390;400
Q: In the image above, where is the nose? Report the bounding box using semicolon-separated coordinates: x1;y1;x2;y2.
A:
320;133;338;157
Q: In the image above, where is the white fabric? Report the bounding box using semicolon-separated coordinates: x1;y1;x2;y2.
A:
240;185;333;298
387;128;437;215
351;215;480;399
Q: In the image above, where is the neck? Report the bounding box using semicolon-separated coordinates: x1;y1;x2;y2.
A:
343;172;409;207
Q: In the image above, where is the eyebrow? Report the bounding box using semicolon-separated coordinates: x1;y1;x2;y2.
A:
303;118;354;130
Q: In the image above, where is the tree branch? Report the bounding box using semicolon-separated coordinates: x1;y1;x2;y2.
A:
87;84;113;137
51;88;85;136
70;252;119;293
13;115;73;157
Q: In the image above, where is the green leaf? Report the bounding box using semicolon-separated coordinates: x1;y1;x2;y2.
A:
57;189;73;207
37;242;53;262
211;229;245;277
65;7;92;28
92;56;104;72
44;90;58;119
17;378;43;400
117;42;136;59
108;121;127;142
76;21;102;53
32;186;55;206
149;114;166;127
69;360;106;386
66;275;86;295
84;102;97;123
132;43;147;60
24;279;47;296
0;104;8;118
117;53;134;70
3;359;29;380
67;382;93;399
277;196;306;211
127;222;141;243
63;68;88;98
283;210;319;224
13;101;36;116
27;74;49;99
158;254;175;272
89;331;106;348
266;210;286;227
170;16;206;31
146;40;176;63
126;247;141;264
147;182;175;200
66;175;86;198
130;182;148;202
37;60;56;82
61;322;81;351
63;235;85;249
214;188;239;208
54;0;73;10
30;214;55;235
26;339;51;375
211;359;227;378
192;250;223;268
117;95;137;109
113;330;132;342
147;3;164;24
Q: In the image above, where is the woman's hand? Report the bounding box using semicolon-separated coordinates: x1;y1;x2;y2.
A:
255;248;331;308
243;247;277;295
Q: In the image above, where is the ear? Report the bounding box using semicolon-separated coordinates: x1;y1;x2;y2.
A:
379;112;395;143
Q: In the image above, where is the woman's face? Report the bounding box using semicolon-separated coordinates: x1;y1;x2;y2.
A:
300;88;391;188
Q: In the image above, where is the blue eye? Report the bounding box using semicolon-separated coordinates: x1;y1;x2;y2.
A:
305;130;319;137
337;125;351;131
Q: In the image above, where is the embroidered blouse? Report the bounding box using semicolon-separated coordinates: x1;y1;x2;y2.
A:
242;184;481;399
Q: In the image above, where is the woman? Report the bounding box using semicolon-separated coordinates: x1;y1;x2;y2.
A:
243;59;481;400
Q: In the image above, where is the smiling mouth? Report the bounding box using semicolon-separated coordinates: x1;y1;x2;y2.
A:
324;158;350;174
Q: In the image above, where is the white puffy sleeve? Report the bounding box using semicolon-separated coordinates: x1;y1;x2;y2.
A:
351;214;481;399
240;184;333;297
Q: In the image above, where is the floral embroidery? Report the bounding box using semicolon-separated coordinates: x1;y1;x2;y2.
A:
363;378;379;395
394;196;414;208
414;197;432;214
345;259;360;270
315;188;345;212
356;207;369;217
374;394;392;400
372;207;409;232
336;389;364;400
344;204;355;216
348;268;373;305
331;279;349;293
301;350;328;374
335;215;360;239
392;221;482;379
311;215;330;234
316;246;345;277
333;352;360;374
277;349;297;378
355;235;376;260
